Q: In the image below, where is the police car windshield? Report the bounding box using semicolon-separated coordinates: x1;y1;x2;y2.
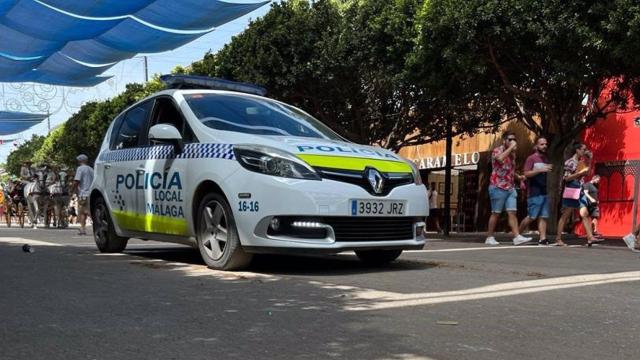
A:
184;93;343;140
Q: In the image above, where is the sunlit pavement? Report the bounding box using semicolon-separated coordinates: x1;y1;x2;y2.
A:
1;227;639;360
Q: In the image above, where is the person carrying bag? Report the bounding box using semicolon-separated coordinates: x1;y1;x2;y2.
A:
555;144;601;246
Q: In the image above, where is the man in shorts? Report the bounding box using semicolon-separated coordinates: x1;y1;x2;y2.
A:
486;131;532;245
518;137;553;245
72;154;94;235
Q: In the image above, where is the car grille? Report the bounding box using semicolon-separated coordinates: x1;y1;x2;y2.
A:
323;217;416;242
315;168;413;196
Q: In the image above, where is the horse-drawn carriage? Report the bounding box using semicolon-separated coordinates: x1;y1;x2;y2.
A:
22;168;71;229
2;182;27;228
6;164;73;229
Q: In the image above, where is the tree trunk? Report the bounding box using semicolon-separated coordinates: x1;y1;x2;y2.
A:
546;141;568;235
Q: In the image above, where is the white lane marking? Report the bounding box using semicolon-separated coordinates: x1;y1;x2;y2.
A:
125;258;280;281
0;237;62;247
310;271;640;311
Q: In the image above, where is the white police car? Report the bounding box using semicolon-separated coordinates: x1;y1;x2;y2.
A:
90;75;428;270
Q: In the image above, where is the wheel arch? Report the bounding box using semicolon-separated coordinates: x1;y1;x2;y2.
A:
89;189;105;210
89;189;122;236
191;180;229;226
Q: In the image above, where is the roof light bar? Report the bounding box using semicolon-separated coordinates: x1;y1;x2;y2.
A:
160;74;267;96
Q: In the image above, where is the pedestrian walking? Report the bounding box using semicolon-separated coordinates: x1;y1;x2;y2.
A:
622;224;640;252
72;154;94;236
583;175;601;236
429;182;442;233
518;137;553;245
555;143;602;246
485;131;532;246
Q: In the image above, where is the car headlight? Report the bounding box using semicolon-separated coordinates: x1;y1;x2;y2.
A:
406;158;423;185
233;145;321;181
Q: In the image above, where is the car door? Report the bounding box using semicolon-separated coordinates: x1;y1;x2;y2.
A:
140;96;197;236
105;100;154;232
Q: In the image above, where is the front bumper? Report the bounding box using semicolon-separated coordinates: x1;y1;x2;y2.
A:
224;171;429;253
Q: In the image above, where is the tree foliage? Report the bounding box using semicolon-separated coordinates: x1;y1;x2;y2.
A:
7;0;640;194
190;1;348;134
414;0;640;230
188;0;475;151
5;135;46;176
415;0;640;149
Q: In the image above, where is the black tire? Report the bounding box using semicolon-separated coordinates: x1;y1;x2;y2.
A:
196;192;252;270
355;249;403;265
92;196;129;253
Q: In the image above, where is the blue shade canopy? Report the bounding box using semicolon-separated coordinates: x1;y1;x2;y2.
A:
0;0;270;86
0;111;48;135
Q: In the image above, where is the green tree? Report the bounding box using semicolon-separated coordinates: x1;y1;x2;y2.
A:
414;0;640;230
191;1;350;135
5;135;46;176
41;77;165;168
188;0;479;151
33;124;67;165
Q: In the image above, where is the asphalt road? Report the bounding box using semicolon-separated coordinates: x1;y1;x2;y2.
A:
1;225;639;360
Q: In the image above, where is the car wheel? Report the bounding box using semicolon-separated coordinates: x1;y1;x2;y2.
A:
196;193;252;270
355;249;403;265
92;196;128;253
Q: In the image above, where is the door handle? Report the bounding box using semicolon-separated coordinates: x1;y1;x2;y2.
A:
104;163;111;169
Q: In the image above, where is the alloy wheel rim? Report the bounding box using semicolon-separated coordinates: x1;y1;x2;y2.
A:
200;201;228;261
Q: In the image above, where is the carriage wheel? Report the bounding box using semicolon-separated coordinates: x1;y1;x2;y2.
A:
18;203;25;228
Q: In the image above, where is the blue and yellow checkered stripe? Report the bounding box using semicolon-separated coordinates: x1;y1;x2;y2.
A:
99;143;234;162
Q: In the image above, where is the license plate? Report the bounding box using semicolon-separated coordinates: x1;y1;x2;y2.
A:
350;199;406;216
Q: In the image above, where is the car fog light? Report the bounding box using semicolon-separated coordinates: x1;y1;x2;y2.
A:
270;217;281;231
292;221;323;228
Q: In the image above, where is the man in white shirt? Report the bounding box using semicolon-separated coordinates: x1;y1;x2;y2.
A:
429;182;441;233
72;154;94;235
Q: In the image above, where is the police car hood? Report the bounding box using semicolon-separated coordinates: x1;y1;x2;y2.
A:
249;136;413;173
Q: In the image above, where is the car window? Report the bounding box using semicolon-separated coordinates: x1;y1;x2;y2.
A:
148;97;197;144
184;93;343;140
113;100;152;150
109;114;125;150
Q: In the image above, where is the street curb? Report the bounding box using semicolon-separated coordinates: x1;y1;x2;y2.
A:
424;232;629;248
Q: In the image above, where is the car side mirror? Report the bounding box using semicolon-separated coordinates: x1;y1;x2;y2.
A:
148;124;184;154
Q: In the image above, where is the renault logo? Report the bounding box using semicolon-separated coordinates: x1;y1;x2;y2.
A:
365;168;385;194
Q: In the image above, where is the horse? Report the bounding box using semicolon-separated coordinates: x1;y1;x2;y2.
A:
47;170;71;229
23;171;48;229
